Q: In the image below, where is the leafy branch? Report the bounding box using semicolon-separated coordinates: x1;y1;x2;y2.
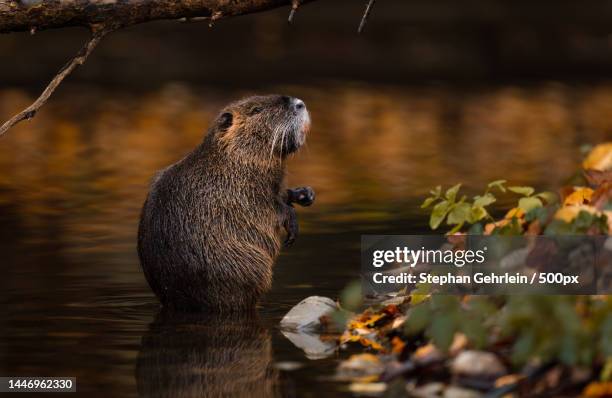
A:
421;180;557;234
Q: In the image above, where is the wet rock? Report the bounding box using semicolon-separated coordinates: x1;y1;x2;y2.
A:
410;382;445;398
451;350;507;379
280;296;337;332
444;386;483;398
280;329;336;360
413;344;445;365
348;382;387;396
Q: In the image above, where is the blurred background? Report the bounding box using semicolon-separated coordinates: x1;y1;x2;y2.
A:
0;0;611;396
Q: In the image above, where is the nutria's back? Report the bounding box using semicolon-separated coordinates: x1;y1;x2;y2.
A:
138;95;310;312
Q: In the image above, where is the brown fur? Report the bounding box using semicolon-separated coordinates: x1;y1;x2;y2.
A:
137;95;310;312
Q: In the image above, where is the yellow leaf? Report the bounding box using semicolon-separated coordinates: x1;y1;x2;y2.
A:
414;344;438;360
504;207;525;219
359;337;385;351
340;332;362;344
564;187;594;206
348;312;385;330
583;381;612;397
410;294;430;305
554;205;597;223
495;374;524;388
583;142;612;171
391;336;406;354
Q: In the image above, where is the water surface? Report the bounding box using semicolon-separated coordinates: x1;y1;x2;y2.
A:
0;82;609;396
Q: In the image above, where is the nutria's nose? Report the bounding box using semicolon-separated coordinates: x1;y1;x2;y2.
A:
292;98;306;112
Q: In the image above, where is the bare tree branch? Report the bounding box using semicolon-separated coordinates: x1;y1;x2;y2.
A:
288;0;300;23
0;0;316;33
0;25;111;137
358;0;376;33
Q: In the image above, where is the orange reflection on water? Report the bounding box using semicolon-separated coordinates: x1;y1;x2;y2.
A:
0;82;610;253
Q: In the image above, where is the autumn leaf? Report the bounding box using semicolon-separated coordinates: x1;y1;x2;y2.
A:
504;207;525;219
564;187;594;206
391;336;406;354
583;142;612;171
381;304;400;317
583;381;612;397
554;205;597;223
359;337;385;351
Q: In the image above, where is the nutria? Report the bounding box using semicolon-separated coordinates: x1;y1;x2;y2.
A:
137;95;314;312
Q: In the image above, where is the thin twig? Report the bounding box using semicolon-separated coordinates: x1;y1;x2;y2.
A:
288;0;300;23
208;11;223;27
358;0;376;33
0;26;110;138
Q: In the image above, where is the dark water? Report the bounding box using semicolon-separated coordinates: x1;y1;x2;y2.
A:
0;82;609;397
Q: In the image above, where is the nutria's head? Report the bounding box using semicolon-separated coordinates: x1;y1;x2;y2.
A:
209;95;310;160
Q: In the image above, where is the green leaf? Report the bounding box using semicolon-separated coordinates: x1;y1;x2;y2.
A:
468;222;484;235
339;280;363;312
601;357;612;381
405;304;431;335
525;206;549;223
544;219;573;235
430;200;450;230
447;222;464;235
535;191;558;205
461;318;487;349
473;193;496;208
518;197;542;213
430;185;442;197
497;217;524;235
600;314;612;357
431;295;460;309
447;202;471;225
445;184;462;203
488;179;507;193
508;186;535;197
428;314;457;352
512;330;535;365
469;206;489;223
560;334;578;366
421;197;437;209
573;210;594;230
410;283;431;305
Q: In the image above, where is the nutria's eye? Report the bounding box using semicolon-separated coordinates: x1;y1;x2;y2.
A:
218;112;233;130
248;107;263;116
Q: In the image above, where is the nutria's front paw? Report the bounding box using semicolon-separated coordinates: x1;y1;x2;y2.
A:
287;186;315;207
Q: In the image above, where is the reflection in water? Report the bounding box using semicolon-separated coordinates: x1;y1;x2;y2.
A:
136;311;279;398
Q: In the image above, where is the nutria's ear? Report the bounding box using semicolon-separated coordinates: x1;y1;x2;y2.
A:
217;112;233;131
